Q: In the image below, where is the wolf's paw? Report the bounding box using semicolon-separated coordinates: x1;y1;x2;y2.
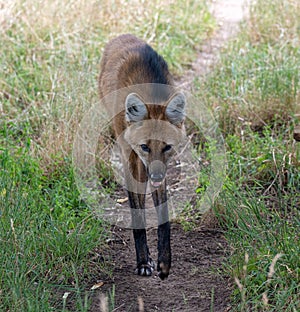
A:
135;260;154;277
157;262;170;280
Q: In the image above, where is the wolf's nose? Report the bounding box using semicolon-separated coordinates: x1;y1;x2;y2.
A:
149;160;166;186
150;172;164;182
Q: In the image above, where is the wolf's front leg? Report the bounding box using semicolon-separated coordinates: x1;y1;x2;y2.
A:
125;155;154;277
128;192;154;276
152;182;171;280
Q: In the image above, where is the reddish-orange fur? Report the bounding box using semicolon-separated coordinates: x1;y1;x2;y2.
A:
98;34;185;279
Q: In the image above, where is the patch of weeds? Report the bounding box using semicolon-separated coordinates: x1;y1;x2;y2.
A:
0;142;110;311
95;159;117;195
210;124;300;311
195;1;300;309
212;121;300;310
151;0;215;73
216;184;300;311
196;0;300;136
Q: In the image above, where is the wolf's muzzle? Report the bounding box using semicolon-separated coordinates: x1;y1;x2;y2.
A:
149;160;166;188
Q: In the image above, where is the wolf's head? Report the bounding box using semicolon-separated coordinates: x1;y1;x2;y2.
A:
123;92;186;187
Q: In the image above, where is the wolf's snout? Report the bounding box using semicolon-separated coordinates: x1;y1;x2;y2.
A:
149;160;166;188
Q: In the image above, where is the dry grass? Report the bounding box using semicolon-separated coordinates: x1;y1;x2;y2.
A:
247;0;300;45
197;0;300;137
0;0;214;170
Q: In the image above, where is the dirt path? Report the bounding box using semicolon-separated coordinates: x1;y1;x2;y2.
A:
90;1;248;311
93;224;230;312
179;0;248;88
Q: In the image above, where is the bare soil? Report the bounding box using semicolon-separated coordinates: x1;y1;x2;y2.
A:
87;1;248;311
91;224;231;312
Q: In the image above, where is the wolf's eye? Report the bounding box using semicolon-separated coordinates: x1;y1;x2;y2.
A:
140;144;150;153
162;144;172;153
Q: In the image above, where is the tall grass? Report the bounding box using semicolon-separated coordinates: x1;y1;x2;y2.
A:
199;0;300;135
0;0;215;169
194;0;300;310
0;126;109;310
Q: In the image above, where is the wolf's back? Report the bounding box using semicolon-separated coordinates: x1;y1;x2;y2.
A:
98;34;174;136
99;34;173;97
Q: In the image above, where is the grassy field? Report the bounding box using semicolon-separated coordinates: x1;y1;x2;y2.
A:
195;0;300;310
1;0;299;311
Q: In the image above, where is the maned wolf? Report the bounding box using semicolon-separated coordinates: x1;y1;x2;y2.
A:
98;34;186;279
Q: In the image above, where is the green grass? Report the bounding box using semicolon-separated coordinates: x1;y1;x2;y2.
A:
0;123;109;311
216;131;300;311
192;0;300;310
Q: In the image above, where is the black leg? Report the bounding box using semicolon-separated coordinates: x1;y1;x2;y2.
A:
157;221;171;279
124;152;154;277
152;181;171;279
132;228;153;276
128;191;154;276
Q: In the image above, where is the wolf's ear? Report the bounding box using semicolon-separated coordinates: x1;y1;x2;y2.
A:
166;92;186;125
125;93;148;122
